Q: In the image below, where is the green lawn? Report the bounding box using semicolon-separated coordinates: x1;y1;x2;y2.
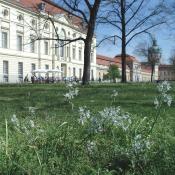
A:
0;82;175;175
0;82;174;119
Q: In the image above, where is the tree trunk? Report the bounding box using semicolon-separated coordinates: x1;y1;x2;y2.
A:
151;65;155;82
82;39;91;85
121;0;127;83
82;0;101;85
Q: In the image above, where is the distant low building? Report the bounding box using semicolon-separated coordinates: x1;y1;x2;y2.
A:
159;65;175;81
96;55;130;81
96;54;159;82
114;55;142;82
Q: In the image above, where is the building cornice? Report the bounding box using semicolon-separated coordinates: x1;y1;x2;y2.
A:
0;0;90;36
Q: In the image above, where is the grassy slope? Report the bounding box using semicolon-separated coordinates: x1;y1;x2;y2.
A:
0;83;174;121
0;83;175;174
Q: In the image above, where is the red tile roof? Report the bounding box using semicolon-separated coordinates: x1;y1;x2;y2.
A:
97;54;131;69
141;64;152;73
6;0;83;28
114;54;139;63
97;55;120;67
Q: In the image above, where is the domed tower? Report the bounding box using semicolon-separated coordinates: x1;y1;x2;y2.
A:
148;38;161;81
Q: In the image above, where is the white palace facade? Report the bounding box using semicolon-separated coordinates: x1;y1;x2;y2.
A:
0;0;96;83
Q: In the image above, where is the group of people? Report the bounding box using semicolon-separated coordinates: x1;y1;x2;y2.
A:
23;74;82;84
23;74;60;84
30;75;59;84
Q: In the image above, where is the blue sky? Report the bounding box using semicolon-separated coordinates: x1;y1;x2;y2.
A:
53;0;174;63
96;0;174;63
96;23;173;63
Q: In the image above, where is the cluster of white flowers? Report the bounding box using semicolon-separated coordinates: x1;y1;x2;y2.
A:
157;81;171;93
64;88;79;101
28;107;37;116
132;134;151;154
154;81;173;108
11;114;36;135
111;90;118;98
11;114;20;127
154;97;159;109
78;106;91;125
162;93;172;107
64;83;79;109
99;107;131;131
86;140;96;154
78;106;132;133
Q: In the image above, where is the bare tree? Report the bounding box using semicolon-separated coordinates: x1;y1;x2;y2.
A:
55;0;103;85
169;49;175;65
28;0;102;85
99;0;166;83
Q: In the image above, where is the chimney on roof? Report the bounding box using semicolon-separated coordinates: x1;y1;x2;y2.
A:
38;2;46;12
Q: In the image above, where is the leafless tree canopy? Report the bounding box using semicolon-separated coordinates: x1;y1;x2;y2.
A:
169;49;175;65
98;0;167;82
100;0;166;45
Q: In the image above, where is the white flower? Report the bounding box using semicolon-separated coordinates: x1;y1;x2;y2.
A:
28;107;37;115
158;81;171;93
74;88;79;96
66;83;73;88
64;84;79;103
154;98;159;109
78;106;91;125
29;120;35;128
22;126;29;135
111;90;118;98
163;94;172;107
64;92;73;100
11;114;20;127
99;107;131;131
155;81;173;108
86;141;96;153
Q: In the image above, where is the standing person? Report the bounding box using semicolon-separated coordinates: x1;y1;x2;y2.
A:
31;75;34;84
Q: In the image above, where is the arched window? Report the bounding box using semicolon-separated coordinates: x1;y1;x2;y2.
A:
60;29;66;57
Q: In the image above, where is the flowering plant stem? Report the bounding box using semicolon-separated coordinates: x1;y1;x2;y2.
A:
5;119;8;157
148;104;162;135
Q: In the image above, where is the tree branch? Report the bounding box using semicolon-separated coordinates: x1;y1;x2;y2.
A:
126;22;165;45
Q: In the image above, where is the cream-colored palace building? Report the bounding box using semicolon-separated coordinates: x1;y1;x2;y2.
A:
0;0;173;84
0;0;96;83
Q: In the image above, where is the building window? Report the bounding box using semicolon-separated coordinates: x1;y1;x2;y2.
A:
3;61;8;82
31;63;36;72
18;62;23;82
2;31;8;48
44;41;49;55
55;44;58;56
68;67;71;76
79;68;82;80
67;46;70;57
30;39;35;53
73;67;76;77
17;35;23;51
72;47;76;60
60;41;64;57
79;48;82;61
45;64;49;70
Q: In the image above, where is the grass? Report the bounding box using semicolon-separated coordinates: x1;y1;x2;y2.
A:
0;82;175;174
0;82;174;119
